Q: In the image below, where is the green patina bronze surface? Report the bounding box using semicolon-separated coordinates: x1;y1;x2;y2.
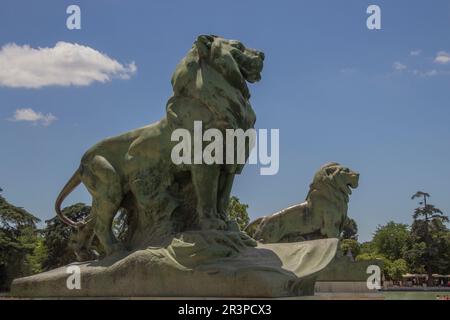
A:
11;36;344;298
11;237;339;298
245;163;359;243
54;35;264;258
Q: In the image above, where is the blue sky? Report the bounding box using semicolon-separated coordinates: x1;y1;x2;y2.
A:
1;0;450;241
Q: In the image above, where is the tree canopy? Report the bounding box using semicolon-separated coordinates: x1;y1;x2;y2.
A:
406;191;449;284
41;203;92;270
227;196;250;230
372;221;410;261
0;188;40;290
341;217;358;240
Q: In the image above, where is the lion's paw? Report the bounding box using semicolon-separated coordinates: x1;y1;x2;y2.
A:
199;218;228;230
105;242;127;256
74;247;98;262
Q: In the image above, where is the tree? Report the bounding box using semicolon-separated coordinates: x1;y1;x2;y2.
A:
341;217;358;240
372;221;410;261
227;196;250;230
384;259;408;283
41;203;92;270
359;241;375;255
356;252;385;262
411;191;448;224
26;235;48;274
340;238;360;258
405;217;450;276
403;241;427;274
0;188;40;290
408;191;449;285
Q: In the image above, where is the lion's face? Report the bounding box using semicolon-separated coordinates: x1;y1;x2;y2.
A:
197;35;264;87
333;166;359;195
316;163;359;196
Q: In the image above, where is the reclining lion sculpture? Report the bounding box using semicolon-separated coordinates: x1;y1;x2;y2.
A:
245;163;359;243
54;35;264;259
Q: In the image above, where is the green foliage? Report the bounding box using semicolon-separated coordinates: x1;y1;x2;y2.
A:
372;221;410;261
403;241;427;273
26;235;48;274
227;196;250;230
359;241;375;255
404;219;450;274
405;191;450;280
356;252;385;262
41;203;91;270
340;238;360;257
0;189;40;290
355;252;406;281
413;204;448;222
384;259;408;281
341;217;358;240
357;192;450;282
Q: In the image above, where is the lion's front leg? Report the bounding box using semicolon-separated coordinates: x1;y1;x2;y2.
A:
217;170;235;219
320;210;341;239
191;164;227;230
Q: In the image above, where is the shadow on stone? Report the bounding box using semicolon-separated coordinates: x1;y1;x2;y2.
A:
11;233;338;298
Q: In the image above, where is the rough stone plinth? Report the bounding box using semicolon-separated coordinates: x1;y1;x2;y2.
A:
11;232;338;298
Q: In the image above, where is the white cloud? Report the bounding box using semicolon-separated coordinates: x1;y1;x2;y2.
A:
434;51;450;64
412;69;442;77
10;108;57;126
410;50;421;56
340;67;357;74
393;62;407;71
424;69;438;77
0;42;137;88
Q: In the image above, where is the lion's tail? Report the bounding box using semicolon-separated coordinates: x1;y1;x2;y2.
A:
244;217;264;239
55;167;82;227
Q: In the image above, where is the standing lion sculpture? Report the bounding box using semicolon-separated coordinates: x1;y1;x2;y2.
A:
54;35;264;260
245;163;359;243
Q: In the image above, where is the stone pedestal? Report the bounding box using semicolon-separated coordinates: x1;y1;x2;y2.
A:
315;254;384;293
11;232;338;298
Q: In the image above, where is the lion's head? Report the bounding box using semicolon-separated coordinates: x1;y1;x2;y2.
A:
171;35;264;100
304;162;359;238
199;35;264;84
307;162;359;202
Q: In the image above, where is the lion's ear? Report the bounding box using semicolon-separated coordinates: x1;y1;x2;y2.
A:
196;35;214;59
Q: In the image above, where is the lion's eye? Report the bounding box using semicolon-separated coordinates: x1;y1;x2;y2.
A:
232;43;245;51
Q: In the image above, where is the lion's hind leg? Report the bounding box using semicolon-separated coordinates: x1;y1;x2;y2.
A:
81;155;125;256
71;217;97;261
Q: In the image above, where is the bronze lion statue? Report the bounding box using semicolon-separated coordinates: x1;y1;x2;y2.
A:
55;35;264;260
245;163;359;243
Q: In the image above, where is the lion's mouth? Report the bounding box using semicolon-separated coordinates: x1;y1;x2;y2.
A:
240;66;262;83
244;71;261;83
239;56;263;83
344;178;359;195
345;184;353;195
